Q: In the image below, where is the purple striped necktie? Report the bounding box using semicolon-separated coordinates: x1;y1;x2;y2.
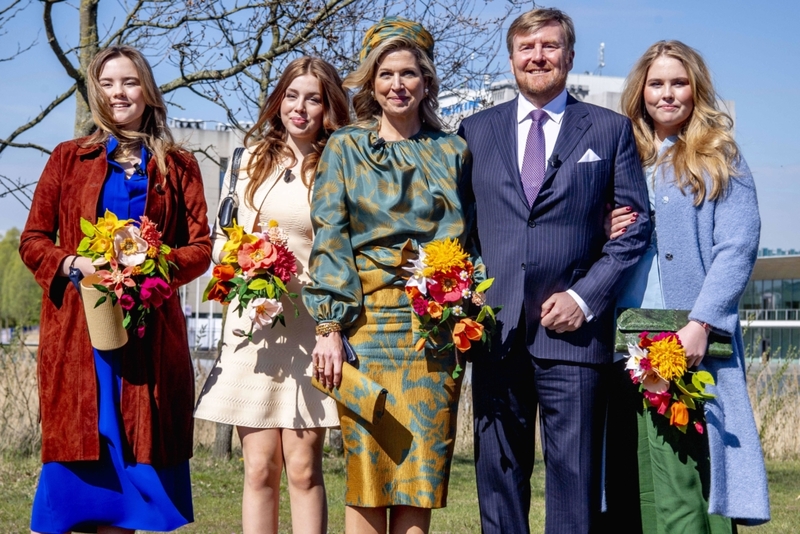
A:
520;109;549;207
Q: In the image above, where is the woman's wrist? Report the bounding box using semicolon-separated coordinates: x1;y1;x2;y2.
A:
690;319;711;336
315;321;342;337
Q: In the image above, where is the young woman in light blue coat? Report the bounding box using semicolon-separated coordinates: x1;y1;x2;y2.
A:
604;40;770;532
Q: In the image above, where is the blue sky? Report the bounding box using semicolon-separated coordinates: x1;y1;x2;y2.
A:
1;0;798;249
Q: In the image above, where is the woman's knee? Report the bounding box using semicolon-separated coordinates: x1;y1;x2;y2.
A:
284;450;323;491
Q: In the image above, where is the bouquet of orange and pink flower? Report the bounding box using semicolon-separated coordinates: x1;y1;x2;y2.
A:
403;238;500;378
77;209;176;338
203;219;299;339
625;331;716;434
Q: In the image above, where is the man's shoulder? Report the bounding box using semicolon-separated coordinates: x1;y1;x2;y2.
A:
460;99;514;130
569;98;629;128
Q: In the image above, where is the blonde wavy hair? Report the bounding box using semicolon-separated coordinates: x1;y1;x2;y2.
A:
344;36;442;131
84;46;178;179
620;40;740;204
242;57;350;208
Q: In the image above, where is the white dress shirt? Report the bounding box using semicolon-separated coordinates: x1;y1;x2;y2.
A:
516;90;595;322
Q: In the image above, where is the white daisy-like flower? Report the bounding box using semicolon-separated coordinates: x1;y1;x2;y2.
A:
461;289;472;299
624;343;649;382
403;247;434;295
459;270;470;281
452;305;464;316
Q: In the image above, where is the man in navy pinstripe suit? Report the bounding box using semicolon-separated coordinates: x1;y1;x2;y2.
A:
458;8;651;533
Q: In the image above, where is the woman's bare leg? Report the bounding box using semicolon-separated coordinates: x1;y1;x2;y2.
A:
238;426;283;534
389;505;431;534
282;428;328;533
346;505;387;534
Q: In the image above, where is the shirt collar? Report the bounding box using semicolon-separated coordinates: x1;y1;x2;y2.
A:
517;88;568;125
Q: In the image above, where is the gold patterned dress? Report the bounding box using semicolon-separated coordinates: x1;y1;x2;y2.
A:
303;125;477;508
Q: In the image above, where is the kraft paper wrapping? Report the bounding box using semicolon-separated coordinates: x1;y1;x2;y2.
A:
80;273;128;351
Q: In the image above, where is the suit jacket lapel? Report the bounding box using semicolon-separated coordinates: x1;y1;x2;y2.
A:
544;96;591;184
490;102;529;207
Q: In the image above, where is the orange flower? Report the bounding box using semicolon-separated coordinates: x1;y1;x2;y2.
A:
669;401;689;427
207;281;232;302
406;285;422;300
452;318;484;352
427;301;443;319
415;337;427;352
213;264;236;282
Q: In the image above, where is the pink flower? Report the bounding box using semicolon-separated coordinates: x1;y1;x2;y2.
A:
118;294;136;311
412;297;428;316
643;390;672;415
113;225;149;267
238;237;278;276
642;373;670;394
96;258;136;299
428;269;470;304
249;298;283;330
694;421;705;434
271;245;297;283
137;324;146;338
140;277;173;309
138;216;163;249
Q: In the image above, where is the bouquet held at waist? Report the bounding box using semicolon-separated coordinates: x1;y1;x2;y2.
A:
77;209;176;338
625;331;716;434
204;219;299;339
404;238;501;378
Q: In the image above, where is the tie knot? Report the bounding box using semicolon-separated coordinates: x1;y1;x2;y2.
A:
530;109;548;124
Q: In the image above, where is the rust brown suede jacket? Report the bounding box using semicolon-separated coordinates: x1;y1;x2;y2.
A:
20;137;212;466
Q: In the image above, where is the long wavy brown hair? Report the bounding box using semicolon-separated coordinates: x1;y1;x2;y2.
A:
344;36;442;131
621;40;740;205
242;57;350;208
84;46;178;179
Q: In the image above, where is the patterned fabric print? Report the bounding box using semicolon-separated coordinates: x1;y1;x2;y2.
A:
304;126;474;507
359;16;434;62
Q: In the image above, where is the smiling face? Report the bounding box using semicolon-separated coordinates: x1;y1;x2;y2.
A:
509;21;574;108
644;55;695;140
279;73;325;145
99;55;146;131
373;49;426;122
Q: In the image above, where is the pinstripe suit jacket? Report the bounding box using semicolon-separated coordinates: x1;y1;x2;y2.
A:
458;95;651;363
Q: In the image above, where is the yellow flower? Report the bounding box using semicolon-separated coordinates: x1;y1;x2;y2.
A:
221;219;257;264
649;336;687;381
95;209;131;238
422;238;468;274
268;219;279;228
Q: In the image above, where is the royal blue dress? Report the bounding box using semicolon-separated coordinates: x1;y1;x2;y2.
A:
30;137;194;533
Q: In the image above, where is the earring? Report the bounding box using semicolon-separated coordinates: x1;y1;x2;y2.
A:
370;90;374;98
424;87;429;95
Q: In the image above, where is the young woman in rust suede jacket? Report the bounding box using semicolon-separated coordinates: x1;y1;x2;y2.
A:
20;45;210;533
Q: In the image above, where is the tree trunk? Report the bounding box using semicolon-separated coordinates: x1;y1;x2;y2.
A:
213;423;234;460
75;0;100;137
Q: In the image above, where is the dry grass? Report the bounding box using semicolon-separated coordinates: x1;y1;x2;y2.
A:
747;360;800;459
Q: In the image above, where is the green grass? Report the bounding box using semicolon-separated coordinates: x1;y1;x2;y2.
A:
1;451;797;533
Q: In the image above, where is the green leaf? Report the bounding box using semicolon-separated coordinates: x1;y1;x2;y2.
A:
475;278;495;293
679;394;697;410
140;259;155;275
122;314;131;328
274;276;288;293
79;217;96;237
248;278;268;291
92;283;108;293
476;307;487;322
485;305;496;320
266;283;276;299
202;278;218;301
93;296;107;308
441;307;452;321
160;244;171;255
693;370;716;386
452;363;463;380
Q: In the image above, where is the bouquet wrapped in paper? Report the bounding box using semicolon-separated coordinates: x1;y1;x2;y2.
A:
403;238;501;378
625;331;716;434
77;209;176;339
204;219;299;339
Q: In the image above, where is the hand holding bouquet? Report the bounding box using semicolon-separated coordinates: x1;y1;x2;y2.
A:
403;238;501;378
77;209;175;338
625;331;716;434
204;219;299;339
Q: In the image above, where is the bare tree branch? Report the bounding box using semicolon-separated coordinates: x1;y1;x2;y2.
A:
0;84;77;155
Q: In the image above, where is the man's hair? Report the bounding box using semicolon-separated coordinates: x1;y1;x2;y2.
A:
506;8;576;55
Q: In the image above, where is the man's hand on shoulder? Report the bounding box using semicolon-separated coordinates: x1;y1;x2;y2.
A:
540;292;586;333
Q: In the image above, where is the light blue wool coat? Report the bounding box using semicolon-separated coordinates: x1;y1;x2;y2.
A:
654;156;770;525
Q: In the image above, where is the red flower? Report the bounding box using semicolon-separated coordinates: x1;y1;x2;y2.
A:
118;294;136;311
271;245;297;283
638;331;653;349
213;264;236;282
643;390;672;415
140;277;173;309
137;324;146;338
428;269;470;304
138;216;163;249
207;281;232;302
694;421;705;434
412;297;428;316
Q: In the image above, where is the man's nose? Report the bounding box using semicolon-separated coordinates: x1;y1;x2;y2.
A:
530;45;545;62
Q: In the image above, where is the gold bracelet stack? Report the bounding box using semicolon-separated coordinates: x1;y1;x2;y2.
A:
315;322;342;337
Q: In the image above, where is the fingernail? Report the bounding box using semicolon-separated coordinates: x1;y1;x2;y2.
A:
626;206;632;212
621;228;627;233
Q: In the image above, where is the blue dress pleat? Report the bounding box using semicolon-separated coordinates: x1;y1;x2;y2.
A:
31;137;193;533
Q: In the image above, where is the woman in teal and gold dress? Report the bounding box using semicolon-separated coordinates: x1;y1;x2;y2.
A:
303;18;477;534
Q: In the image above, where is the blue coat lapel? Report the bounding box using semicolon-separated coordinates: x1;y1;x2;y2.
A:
490;101;528;207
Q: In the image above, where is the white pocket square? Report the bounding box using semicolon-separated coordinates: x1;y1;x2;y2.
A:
577;149;602;163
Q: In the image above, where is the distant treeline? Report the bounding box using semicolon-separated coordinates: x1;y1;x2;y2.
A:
0;228;41;328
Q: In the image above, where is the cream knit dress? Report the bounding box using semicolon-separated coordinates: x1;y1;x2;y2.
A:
194;153;339;429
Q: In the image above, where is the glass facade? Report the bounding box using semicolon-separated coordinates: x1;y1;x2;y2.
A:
740;278;800;360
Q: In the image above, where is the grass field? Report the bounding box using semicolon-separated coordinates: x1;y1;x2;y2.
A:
1;449;797;533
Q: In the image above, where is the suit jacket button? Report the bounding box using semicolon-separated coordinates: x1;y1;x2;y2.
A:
527;219;536;228
662;196;669;203
665;253;673;260
521;263;526;270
